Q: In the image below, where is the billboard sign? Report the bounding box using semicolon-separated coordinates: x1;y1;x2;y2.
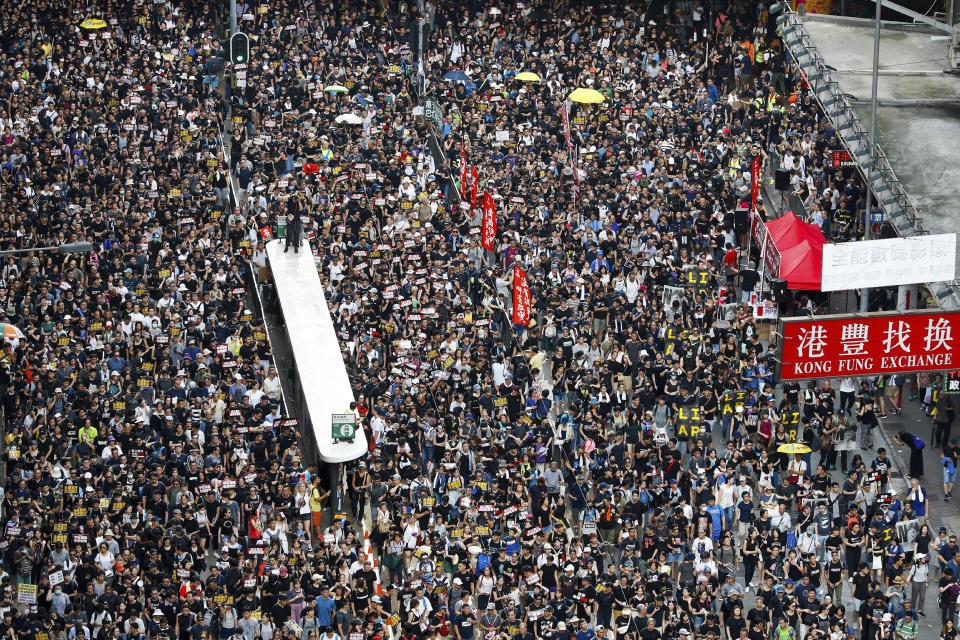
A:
778;310;960;380
820;233;956;292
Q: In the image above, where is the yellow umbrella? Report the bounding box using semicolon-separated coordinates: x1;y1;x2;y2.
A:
777;443;811;454
514;72;542;82
568;87;606;104
80;19;108;30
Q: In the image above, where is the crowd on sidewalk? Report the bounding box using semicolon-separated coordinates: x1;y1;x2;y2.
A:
0;0;957;640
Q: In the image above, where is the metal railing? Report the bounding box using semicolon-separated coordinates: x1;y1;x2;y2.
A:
778;9;960;308
211;20;289;416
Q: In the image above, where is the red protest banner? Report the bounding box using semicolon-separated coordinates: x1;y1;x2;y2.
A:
512;266;532;326
303;163;319;174
470;166;479;208
778;310;960;380
750;155;760;208
481;192;497;251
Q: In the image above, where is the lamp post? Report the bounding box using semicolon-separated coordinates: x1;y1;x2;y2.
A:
861;0;881;313
0;241;93;257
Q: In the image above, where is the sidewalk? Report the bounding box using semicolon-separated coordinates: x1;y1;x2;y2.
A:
874;391;950;637
877;391;958;532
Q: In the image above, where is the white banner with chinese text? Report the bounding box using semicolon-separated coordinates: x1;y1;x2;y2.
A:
820;234;956;292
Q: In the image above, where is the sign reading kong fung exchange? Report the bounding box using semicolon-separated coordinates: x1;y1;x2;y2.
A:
778;311;960;380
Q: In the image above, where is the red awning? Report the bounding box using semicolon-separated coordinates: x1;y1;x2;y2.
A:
765;212;827;290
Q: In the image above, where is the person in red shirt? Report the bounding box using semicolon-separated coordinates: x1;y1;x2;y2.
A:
723;243;739;284
249;514;263;542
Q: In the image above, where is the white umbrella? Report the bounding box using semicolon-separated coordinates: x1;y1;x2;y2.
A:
335;113;363;125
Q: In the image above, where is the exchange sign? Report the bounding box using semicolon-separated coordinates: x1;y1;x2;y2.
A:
778;310;960;380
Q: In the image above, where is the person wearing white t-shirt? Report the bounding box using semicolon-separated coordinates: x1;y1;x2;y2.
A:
262;369;281;401
328;256;344;283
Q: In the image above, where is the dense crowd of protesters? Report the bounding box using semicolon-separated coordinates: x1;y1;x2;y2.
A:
0;0;957;640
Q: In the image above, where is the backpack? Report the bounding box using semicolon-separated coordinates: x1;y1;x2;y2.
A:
913;436;925;450
786;532;797;550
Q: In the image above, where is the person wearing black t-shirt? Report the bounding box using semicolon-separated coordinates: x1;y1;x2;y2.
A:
857;595;885;640
271;594;292;627
825;550;846;603
724;605;747;640
453;604;477;640
540;556;560;591
851;564;872;612
639;617;662;640
844;522;864;576
746;597;771;637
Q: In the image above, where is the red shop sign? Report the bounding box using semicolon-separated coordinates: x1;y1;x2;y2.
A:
778;310;960;380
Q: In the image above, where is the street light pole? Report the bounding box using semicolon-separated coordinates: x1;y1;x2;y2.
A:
0;241;93;257
861;0;881;313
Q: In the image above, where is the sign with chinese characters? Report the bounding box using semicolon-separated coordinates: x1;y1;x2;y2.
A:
820;234;956;292
830;150;855;168
946;371;960;395
778;311;960;380
424;96;444;130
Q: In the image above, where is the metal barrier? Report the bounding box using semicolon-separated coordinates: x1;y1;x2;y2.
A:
778;9;960;308
246;264;288;416
212;32;289;416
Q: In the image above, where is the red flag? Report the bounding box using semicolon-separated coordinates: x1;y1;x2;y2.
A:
470;166;479;208
303;163;319;174
512;266;532;326
751;155;761;208
481;191;497;251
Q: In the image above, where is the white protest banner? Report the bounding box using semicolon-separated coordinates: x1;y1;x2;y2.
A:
821;234;956;291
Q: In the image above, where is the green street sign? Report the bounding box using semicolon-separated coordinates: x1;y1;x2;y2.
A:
424;96;444;130
332;413;357;440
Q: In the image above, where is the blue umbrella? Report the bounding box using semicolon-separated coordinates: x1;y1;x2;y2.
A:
443;70;469;83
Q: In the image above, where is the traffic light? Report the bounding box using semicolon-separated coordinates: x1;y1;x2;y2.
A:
230;32;249;65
